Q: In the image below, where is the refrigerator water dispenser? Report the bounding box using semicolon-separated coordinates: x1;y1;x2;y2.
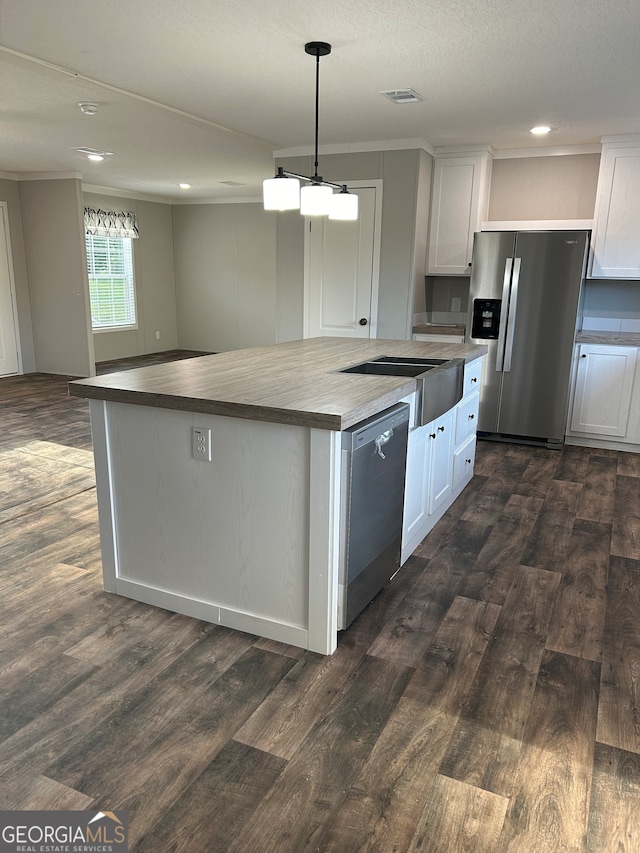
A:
471;298;501;339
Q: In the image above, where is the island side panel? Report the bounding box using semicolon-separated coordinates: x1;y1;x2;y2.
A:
98;401;317;647
308;429;341;655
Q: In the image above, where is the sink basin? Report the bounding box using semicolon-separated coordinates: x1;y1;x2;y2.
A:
340;356;447;377
340;356;465;425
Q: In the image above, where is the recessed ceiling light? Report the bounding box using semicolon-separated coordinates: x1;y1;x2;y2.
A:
179;183;191;190
530;125;553;135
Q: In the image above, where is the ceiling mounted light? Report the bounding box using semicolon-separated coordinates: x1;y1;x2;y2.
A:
179;183;191;189
530;125;552;135
263;42;358;221
72;146;113;161
78;102;100;115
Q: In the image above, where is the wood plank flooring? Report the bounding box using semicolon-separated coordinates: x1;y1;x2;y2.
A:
1;354;640;852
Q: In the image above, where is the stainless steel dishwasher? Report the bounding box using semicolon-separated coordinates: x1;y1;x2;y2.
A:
338;403;410;630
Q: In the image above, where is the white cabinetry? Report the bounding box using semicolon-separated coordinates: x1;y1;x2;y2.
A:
427;150;493;275
590;137;640;278
401;357;482;563
569;344;637;437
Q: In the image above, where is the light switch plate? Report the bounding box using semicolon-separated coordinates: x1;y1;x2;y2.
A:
192;427;212;461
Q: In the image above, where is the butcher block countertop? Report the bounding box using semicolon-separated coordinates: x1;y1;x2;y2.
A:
69;337;487;431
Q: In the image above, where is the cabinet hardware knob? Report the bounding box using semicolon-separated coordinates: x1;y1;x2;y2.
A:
471;377;477;383
438;425;445;432
466;458;472;464
429;432;436;439
581;353;586;358
469;414;475;420
359;318;368;326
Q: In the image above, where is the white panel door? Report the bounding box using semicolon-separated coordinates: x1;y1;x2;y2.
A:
305;187;377;338
0;205;20;376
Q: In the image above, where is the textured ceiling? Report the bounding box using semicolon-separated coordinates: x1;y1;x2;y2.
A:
2;0;640;201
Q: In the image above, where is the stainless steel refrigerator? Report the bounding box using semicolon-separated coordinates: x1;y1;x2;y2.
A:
465;230;590;448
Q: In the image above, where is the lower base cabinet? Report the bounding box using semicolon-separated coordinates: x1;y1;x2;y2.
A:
569;344;637;436
401;358;481;564
566;343;640;450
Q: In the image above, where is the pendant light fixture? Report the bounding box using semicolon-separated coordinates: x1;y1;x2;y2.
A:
263;42;358;221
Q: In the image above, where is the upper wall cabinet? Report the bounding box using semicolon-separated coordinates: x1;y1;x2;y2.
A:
427;149;493;275
590;137;640;278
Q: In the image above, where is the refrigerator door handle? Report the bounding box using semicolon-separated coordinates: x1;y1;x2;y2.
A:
503;257;521;372
495;258;513;371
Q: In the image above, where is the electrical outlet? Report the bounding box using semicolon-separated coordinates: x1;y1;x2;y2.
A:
155;330;160;340
451;297;462;312
191;427;212;461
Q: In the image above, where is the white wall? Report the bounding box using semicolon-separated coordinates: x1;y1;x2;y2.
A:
20;178;94;377
84;192;178;363
172;202;277;352
488;153;600;221
0;178;36;371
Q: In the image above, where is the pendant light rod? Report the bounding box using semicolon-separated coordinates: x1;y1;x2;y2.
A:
304;41;331;179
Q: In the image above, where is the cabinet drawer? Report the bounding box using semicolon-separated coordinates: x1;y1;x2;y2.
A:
463;359;482;398
455;392;479;445
453;434;476;491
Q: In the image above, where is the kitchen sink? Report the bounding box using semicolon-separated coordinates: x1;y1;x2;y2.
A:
339;355;465;425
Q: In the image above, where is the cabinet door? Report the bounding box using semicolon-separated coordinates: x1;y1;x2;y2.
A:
428;409;455;514
591;146;640;278
427;154;492;275
570;345;637;436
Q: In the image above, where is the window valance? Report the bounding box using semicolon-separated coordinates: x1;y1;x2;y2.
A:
84;207;139;239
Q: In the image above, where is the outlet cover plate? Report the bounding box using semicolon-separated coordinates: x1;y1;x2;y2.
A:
192;427;212;461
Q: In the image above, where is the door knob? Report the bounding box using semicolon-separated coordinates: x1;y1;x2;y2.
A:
359;318;368;326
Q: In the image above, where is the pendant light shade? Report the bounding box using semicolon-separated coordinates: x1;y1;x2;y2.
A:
328;188;358;221
263;42;358;221
263;173;300;211
300;183;333;216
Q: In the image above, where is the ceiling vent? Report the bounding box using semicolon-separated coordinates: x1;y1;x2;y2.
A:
380;89;424;104
218;180;245;187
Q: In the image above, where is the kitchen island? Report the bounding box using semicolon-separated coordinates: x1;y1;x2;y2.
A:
70;337;487;654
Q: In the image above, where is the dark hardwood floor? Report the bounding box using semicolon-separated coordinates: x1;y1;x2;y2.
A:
1;352;639;852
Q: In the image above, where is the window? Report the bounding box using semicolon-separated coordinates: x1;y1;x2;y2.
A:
85;234;137;330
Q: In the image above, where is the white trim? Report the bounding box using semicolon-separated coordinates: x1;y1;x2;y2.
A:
0;202;23;375
88;400;118;592
171;196;264;205
0;171;20;181
492;144;601;159
275;138;434;158
10;171;83;181
600;134;640;146
307;429;340;655
482;219;593;231
433;144;495;157
83;184;175;204
565;435;640;454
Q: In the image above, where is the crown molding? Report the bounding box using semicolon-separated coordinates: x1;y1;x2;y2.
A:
4;171;83;181
274;138;435;158
82;184;176;204
492;144;601;159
